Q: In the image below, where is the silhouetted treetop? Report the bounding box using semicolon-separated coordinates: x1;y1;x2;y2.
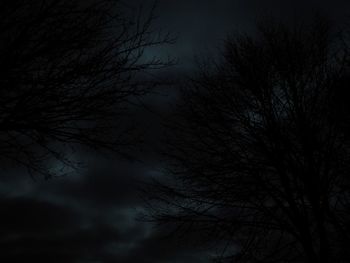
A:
146;16;350;263
0;0;173;177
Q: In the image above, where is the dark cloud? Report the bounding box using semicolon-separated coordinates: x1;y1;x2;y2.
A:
0;192;211;262
0;156;208;262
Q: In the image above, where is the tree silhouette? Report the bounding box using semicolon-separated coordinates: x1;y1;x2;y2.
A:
147;17;350;262
0;0;173;177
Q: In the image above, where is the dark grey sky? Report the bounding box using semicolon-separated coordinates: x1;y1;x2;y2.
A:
1;1;350;262
140;0;350;70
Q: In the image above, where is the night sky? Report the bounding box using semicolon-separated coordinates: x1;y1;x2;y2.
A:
1;0;350;262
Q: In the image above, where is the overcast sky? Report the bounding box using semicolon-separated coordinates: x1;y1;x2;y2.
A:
1;1;350;262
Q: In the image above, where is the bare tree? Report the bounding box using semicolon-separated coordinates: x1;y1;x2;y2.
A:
146;17;350;262
0;0;173;177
